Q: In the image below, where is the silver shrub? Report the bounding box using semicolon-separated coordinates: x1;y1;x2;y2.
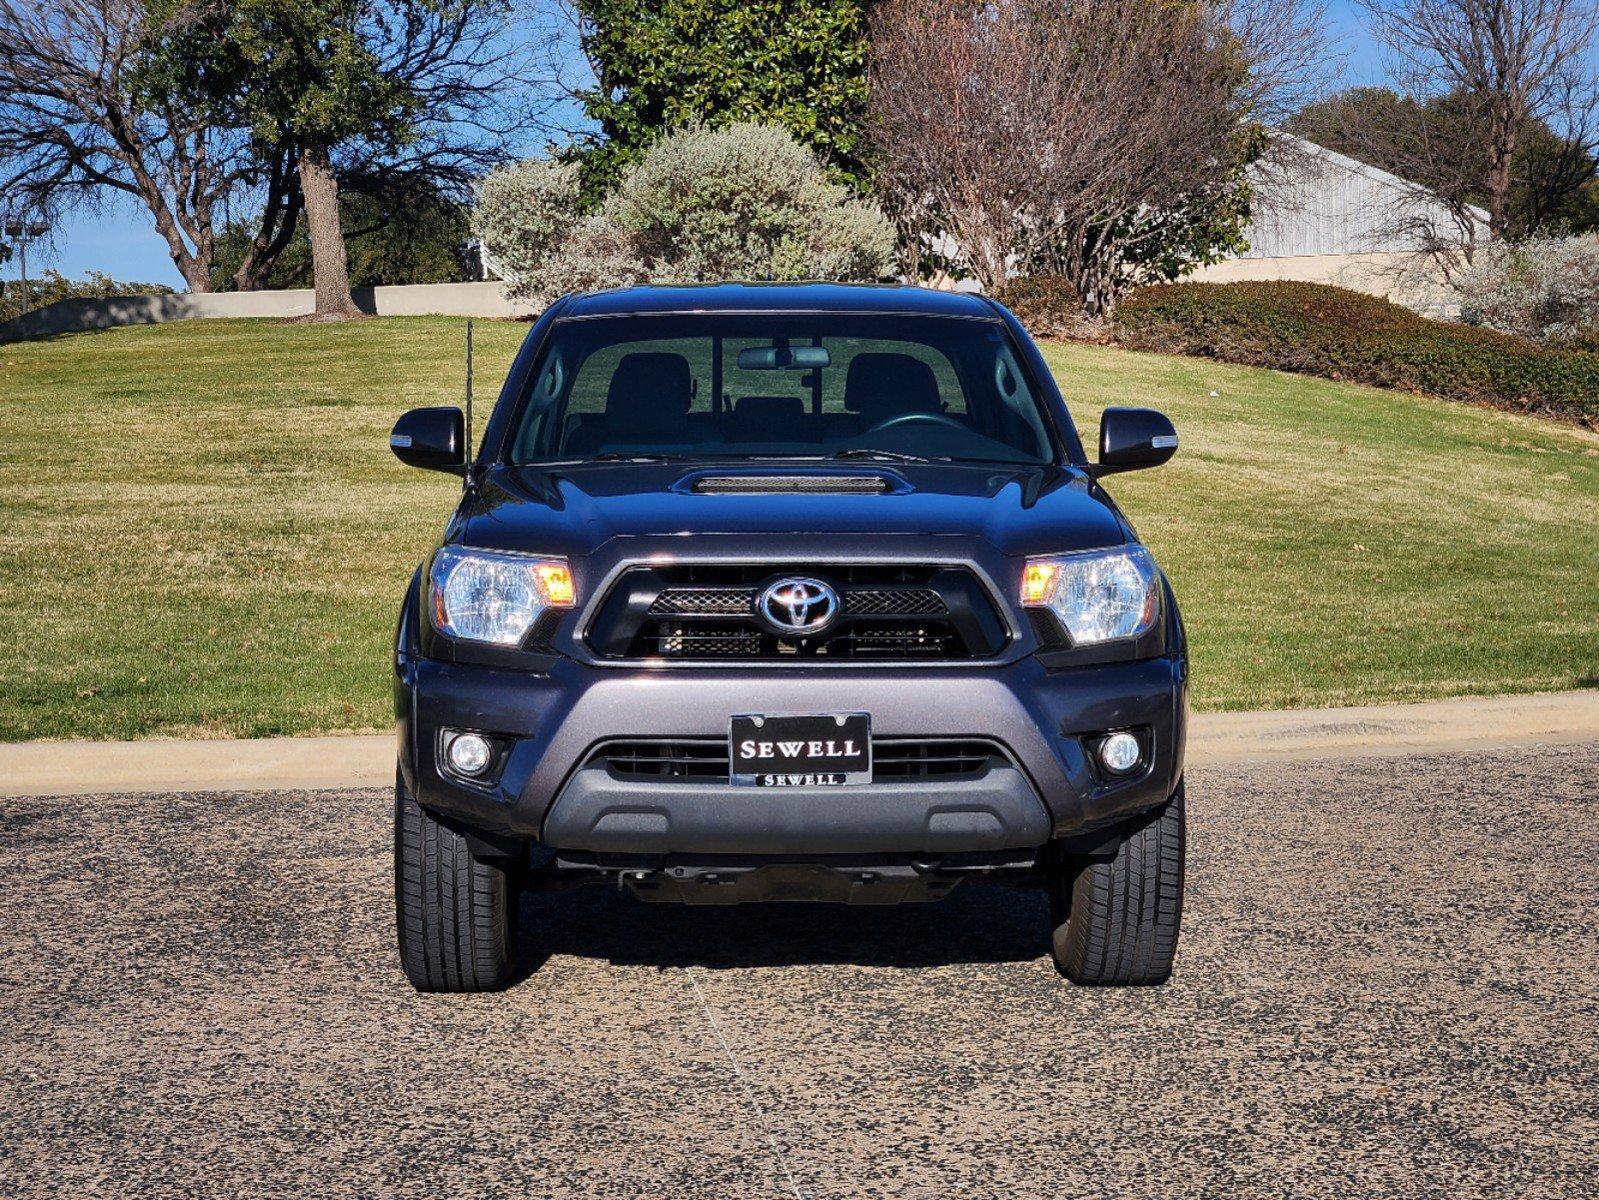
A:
471;158;583;300
541;213;648;294
1455;235;1599;343
541;122;896;294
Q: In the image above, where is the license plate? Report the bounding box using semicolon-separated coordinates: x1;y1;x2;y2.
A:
730;713;872;786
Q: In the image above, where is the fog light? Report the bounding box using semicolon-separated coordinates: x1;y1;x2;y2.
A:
446;732;493;777
1099;732;1141;775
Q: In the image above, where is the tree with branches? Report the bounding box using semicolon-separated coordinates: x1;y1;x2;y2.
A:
1306;1;1599;274
1292;85;1599;239
867;0;1320;314
0;0;296;292
1367;0;1598;237
142;0;556;316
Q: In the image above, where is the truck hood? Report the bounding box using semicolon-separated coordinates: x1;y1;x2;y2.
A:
457;462;1130;560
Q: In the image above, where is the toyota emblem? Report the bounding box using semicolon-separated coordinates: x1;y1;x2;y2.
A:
756;577;840;636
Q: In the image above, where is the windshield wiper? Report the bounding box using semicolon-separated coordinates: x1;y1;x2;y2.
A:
826;447;939;464
587;451;690;462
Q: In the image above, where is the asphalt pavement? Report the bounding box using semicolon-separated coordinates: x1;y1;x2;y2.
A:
3;743;1596;1198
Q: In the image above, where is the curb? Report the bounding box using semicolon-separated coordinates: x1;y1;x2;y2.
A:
1187;688;1599;765
2;690;1596;798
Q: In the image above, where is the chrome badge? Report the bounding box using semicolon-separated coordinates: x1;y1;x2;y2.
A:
756;577;840;636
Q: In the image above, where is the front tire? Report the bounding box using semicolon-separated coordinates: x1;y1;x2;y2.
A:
394;772;523;992
1049;782;1186;986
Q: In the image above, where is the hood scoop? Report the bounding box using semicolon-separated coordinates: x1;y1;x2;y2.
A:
690;473;894;495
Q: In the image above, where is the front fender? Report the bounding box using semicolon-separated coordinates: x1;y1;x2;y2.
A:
394;564;424;795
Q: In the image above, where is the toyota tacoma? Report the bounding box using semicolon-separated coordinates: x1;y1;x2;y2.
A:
389;283;1187;990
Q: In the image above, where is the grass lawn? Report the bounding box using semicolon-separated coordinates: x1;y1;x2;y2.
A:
1;317;1595;741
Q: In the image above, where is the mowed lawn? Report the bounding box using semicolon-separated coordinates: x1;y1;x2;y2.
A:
1;317;1595;741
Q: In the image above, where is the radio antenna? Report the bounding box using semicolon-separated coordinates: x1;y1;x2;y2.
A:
463;318;474;491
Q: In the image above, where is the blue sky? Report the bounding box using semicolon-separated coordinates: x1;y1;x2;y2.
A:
0;3;1421;290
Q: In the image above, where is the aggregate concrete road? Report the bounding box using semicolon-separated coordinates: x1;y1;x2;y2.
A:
2;744;1596;1199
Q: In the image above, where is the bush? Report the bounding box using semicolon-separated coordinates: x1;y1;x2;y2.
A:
1115;281;1599;428
530;123;895;296
472;158;584;299
1;271;173;324
1454;235;1599;344
535;212;646;295
994;275;1098;339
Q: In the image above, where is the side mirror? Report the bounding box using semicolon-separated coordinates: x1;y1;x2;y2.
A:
1092;407;1178;476
390;406;466;474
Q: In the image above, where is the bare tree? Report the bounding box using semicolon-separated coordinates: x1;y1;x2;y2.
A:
1356;0;1599;242
868;0;1322;313
0;0;300;291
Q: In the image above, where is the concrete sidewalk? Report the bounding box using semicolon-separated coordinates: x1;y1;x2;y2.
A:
2;689;1596;798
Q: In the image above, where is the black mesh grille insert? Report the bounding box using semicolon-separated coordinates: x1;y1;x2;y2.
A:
634;621;957;659
650;589;752;616
845;588;945;616
650;626;764;656
1027;608;1069;650
587;738;1009;781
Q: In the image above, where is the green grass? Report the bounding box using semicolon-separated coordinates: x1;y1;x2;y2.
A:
1;317;1595;741
1055;341;1599;709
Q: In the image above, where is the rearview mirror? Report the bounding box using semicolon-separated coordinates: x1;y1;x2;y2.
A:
737;345;831;371
1092;407;1178;476
390;406;466;474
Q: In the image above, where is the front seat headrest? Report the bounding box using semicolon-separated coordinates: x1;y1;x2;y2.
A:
843;353;943;425
605;352;694;439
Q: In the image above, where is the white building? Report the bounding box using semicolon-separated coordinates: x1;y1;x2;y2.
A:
1188;134;1488;311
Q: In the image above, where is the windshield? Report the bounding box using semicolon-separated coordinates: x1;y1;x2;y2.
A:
507;314;1056;465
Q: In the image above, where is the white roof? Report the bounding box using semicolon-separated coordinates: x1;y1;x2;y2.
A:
1243;132;1489;258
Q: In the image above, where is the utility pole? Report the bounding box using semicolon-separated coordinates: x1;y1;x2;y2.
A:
3;217;51;316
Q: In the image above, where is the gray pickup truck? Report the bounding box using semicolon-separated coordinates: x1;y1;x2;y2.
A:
388;283;1186;991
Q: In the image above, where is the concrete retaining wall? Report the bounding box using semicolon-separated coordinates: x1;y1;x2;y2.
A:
1185;251;1460;317
0;280;532;341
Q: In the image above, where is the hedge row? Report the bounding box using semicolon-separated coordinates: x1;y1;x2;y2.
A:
1108;281;1599;428
993;275;1099;340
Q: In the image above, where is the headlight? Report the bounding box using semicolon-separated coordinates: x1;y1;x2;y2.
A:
429;547;574;646
1021;546;1160;645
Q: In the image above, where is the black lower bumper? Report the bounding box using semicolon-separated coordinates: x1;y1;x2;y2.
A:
397;652;1187;854
543;758;1051;855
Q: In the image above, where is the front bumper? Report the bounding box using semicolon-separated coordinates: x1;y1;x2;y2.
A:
397;653;1188;854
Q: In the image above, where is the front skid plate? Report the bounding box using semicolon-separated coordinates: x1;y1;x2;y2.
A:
609;860;1045;904
630;863;956;904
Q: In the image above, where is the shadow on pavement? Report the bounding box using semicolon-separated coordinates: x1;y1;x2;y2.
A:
514;881;1051;972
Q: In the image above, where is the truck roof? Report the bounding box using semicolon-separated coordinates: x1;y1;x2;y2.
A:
556;282;999;321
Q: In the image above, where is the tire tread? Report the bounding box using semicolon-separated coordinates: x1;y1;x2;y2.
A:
394;771;519;992
1051;782;1185;986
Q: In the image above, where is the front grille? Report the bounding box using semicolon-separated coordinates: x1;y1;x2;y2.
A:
844;588;945;616
637;621;957;659
651;589;752;616
654;626;764;656
589;563;1007;662
649;586;946;618
587;738;1009;782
